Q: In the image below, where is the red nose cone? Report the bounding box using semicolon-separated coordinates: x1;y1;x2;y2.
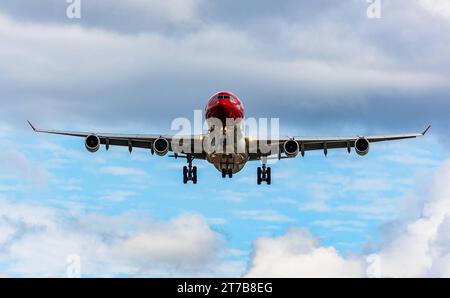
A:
205;92;245;125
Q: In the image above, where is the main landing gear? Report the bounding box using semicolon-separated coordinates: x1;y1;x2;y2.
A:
257;156;271;185
183;154;197;184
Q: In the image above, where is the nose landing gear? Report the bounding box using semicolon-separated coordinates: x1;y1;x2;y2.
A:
221;168;233;178
257;157;271;185
183;155;197;184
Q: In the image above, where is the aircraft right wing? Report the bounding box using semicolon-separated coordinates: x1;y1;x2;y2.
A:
27;121;207;158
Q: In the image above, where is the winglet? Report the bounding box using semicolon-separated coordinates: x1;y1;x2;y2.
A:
27;120;37;132
422;125;431;136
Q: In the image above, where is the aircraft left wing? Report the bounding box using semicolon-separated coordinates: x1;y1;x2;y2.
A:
248;125;431;160
295;126;430;151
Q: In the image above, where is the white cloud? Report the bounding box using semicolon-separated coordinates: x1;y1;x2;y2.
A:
205;217;228;225
235;210;294;223
372;159;450;277
218;190;255;203
246;228;365;277
0;11;447;128
113;214;222;268
100;190;137;202
245;159;450;277
0;123;13;137
99;166;147;176
0;150;48;187
380;154;439;166
312;220;366;233
418;0;450;19
0;198;236;277
125;0;204;23
0;3;448;144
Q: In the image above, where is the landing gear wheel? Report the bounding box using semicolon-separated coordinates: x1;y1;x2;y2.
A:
257;160;272;185
183;155;198;185
222;169;227;178
257;167;262;185
183;166;188;184
266;167;271;185
192;166;198;184
228;169;233;178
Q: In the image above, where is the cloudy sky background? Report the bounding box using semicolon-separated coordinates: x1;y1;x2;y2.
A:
0;0;449;277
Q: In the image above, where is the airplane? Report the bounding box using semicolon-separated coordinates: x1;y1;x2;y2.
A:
27;91;430;185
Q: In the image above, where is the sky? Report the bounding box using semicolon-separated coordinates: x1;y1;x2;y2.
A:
0;0;449;277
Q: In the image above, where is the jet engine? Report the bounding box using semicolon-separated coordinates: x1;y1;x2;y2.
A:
153;138;170;156
355;137;370;156
85;134;100;153
283;140;299;157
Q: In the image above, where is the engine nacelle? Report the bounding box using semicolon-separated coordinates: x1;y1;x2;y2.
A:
85;134;100;153
153;138;170;156
283;140;299;157
355;137;370;156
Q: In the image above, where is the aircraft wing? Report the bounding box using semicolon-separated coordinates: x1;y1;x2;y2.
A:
248;126;431;160
27;121;207;159
295;126;429;150
29;121;430;160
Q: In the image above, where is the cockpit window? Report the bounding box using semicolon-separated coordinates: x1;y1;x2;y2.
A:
218;95;236;103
